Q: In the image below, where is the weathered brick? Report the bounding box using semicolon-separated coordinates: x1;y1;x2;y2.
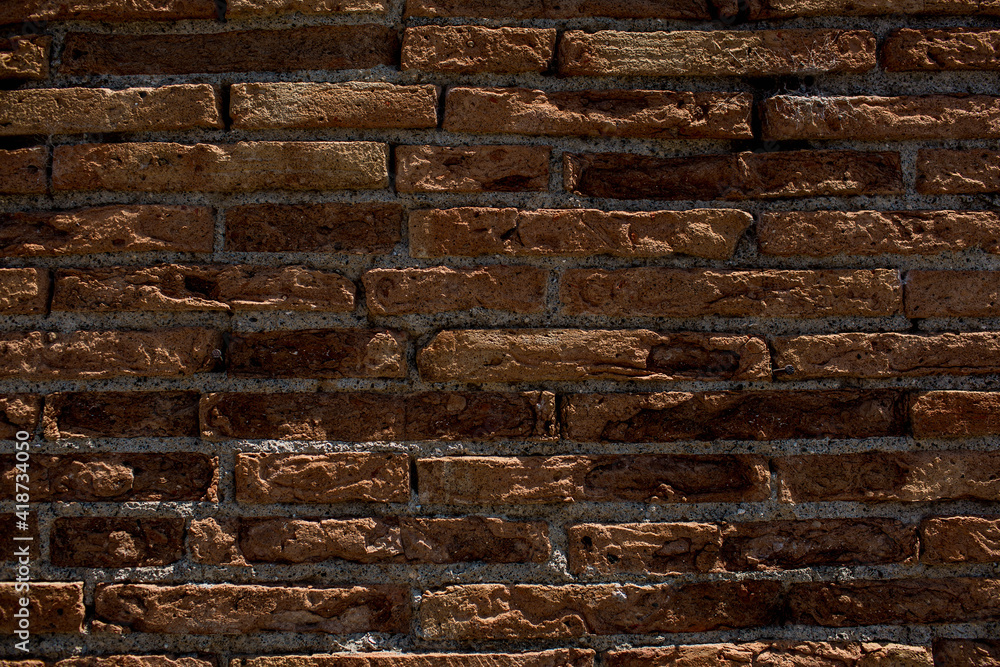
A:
0;205;214;257
906;270;1000;317
559;29;876;77
917;149;1000;194
417;455;770;504
884;29;1000;71
203;391;556;442
234;453;410;504
417;330;770;382
0;36;49;80
400;517;550;564
42;391;199;440
0;0;216;21
921;516;1000;564
364;267;547;315
911;391;1000;439
561;268;901;317
759;210;1000;257
934;639;1000;666
188;518;246;566
233;651;595;667
567;523;723;575
445;88;752;139
51;517;185;567
227;329;406;379
775;450;1000;502
402;27;556;73
606;643;933;667
0;85;221;137
420;582;782;638
0;147;46;194
53;142;388;193
0;328;223;380
0;583;84;633
773;332;1000;379
0;453;217;502
405;0;713;18
564;150;902;200
227;0;388;16
396;145;550;193
787;578;1000;627
226;203;402;254
95;584;410;634
231;83;437;130
741;0;1000;20
0;512;38;561
57;657;216;667
60;26;398;75
0;268;48;315
0;394;40;439
562;390;908;442
409;207;752;260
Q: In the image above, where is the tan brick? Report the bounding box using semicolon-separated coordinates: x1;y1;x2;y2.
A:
0;147;46;194
188;518;246;566
233;651;595;667
234;453;411;504
51;517;185;568
607;643;933;667
53;142;388;193
445;87;752;139
227;0;388;16
417;455;769;505
402;27;555;73
0;0;216;21
562;390;908;443
95;584;410;634
561;268;901;317
0;205;214;257
0;583;84;633
405;0;713;18
42;391;199;439
0;268;48;315
912;391;1000;439
559;29;876;77
906;270;1000;317
231;83;437;130
364;266;547;315
0;328;223;380
884;29;1000;71
226;203;402;254
227;329;406;379
409;207;752;260
773;332;1000;379
567;523;723;575
0;36;49;80
417;330;770;382
917;149;1000;194
564;150;902;200
0;394;40;439
775;450;1000;502
921;516;1000;564
934;639;1000;666
397;145;549;193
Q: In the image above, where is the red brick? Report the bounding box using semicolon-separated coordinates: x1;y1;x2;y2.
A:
884;29;1000;71
0;0;216;21
911;391;1000;439
917;149;1000;194
906;270;1000;317
396;145;550;193
606;643;933;667
0;36;50;80
227;329;406;379
228;0;388;16
405;0;713;18
934;639;1000;666
234;453;410;504
233;651;595;667
775;450;1000;502
444;88;752;139
402;27;556;73
363;267;547;315
0;583;84;633
0;268;48;315
0;147;46;195
226;203;402;254
409;207;752;260
60;26;398;75
0;394;40;439
567;523;723;575
51;517;185;567
42;391;199;439
564;150;902;200
921;516;1000;564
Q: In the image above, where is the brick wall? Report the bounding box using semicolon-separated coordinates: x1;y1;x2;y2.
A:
1;0;1000;665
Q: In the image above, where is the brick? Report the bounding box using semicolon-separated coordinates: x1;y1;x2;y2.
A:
606;643;933;667
420;582;782;638
396;145;549;193
399;517;550;564
0;85;221;137
227;0;388;16
0;512;38;561
564;150;902;200
52;264;355;313
0;268;48;315
95;584;410;634
42;391;199;440
417;330;770;382
226;203;402;253
775;450;1000;502
0;583;84;633
787;578;1000;627
741;0;1000;19
57;658;216;667
0;147;46;194
60;26;398;75
773;332;1000;379
231;83;436;130
0;36;50;80
402;27;556;74
758;210;1000;257
559;29;875;77
233;651;596;667
0;0;216;21
0;205;214;257
906;270;1000;317
53;141;388;193
0;328;222;380
561;268;901;317
188;518;246;566
0;394;40;439
234;453;410;504
227;329;406;379
405;0;713;18
567;523;723;575
921;516;1000;564
445;88;752;139
409;207;752;260
417;455;769;504
203;391;556;442
0;453;217;502
363;266;547;315
884;29;1000;71
934;639;1000;666
562;390;908;442
917;149;1000;194
911;391;1000;439
51;517;185;567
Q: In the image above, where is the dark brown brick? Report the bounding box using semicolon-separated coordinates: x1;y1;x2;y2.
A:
0;268;48;315
884;29;1000;71
51;518;185;567
396;145;550;193
607;643;932;667
225;203;402;253
0;394;40;439
934;639;1000;666
911;391;1000;439
227;329;406;379
906;270;1000;317
0;147;46;194
42;392;199;440
0;0;216;21
0;512;39;561
405;0;713;18
234;651;595;667
364;267;548;315
228;0;388;17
